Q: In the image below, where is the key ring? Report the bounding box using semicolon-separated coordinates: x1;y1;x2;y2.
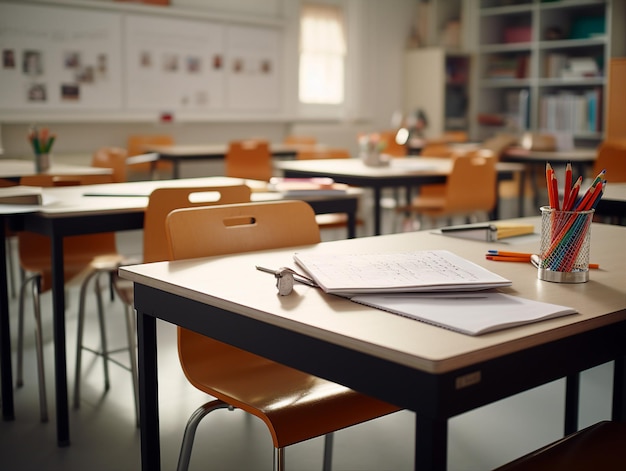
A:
256;265;318;296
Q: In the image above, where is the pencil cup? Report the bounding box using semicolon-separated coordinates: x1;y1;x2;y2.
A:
538;206;594;283
34;153;50;173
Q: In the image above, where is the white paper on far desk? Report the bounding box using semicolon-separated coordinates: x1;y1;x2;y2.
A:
293;250;512;295
351;292;577;335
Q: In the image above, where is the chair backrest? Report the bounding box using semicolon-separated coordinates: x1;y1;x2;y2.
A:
225;139;273;182
143;185;251;263
166;200;321;261
166;200;321;401
444;150;497;213
378;130;407;157
18;174;118;291
592;139;626;182
296;147;350;160
126;134;174;157
420;143;454;158
91;147;128;183
283;135;317;146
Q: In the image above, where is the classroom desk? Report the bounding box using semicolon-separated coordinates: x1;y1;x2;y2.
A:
0;158;112;182
0;176;361;445
120;220;626;471
501;147;598;209
276;157;524;235
147;143;317;178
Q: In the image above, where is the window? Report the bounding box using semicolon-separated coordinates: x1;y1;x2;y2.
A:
299;3;346;105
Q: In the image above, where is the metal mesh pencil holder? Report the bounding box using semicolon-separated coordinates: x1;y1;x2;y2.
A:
538;206;594;283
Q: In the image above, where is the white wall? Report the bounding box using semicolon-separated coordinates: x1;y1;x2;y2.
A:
0;0;417;161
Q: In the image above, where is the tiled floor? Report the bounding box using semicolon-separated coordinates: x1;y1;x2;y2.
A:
0;191;615;470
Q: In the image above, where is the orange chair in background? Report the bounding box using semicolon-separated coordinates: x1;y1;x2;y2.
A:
593;139;626;181
378;130;407;157
91;147;128;183
225;139;273;182
165;200;400;470
296;147;350;160
17;174;128;422
398;150;497;226
126;134;174;178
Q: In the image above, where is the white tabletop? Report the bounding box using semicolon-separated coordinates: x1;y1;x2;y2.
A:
148;143;318;157
503;147;597;162
0;158;111;179
120;220;626;375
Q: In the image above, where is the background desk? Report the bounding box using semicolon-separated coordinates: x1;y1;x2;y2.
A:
0;176;361;446
0;159;112;182
148;143;317;179
276;158;523;235
501;148;598;210
121;220;626;471
595;182;626;225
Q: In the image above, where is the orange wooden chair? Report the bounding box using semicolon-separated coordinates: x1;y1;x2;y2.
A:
295;147;362;233
225;139;273;182
592;139;626;182
83;184;252;427
165;200;400;470
378;130;407;157
17;174;127;422
398;150;497;226
91;146;129;183
126;134;174;178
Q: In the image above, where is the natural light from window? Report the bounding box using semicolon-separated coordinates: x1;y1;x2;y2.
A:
299;3;346;105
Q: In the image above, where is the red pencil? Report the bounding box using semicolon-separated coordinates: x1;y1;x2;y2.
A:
551;173;560;210
563;161;572;210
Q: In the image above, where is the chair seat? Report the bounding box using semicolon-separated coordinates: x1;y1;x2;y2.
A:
494;420;626;471
181;334;401;448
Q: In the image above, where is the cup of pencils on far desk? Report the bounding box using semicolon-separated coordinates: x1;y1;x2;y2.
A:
28;126;56;173
538;162;606;283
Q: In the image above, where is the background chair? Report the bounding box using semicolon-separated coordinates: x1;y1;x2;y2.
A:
493;420;626;471
81;184;252;426
17;174;128;422
225;139;273;182
592;138;626;181
91;146;129;183
295;147;362;234
397;150;497;228
165;200;400;470
378;130;407;157
126;134;174;179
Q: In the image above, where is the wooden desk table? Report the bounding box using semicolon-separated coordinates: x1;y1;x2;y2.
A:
0;158;112;182
276;157;524;235
501;147;598;209
0;177;361;445
120;219;626;471
148;143;317;179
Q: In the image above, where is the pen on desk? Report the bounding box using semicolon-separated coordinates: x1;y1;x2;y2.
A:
486;252;599;269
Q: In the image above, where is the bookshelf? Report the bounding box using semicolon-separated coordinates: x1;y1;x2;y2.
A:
473;0;626;143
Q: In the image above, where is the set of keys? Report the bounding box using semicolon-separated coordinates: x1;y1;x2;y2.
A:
255;266;318;296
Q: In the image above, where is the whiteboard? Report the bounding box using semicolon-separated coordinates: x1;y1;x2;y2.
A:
124;14;226;112
0;1;283;118
0;2;123;110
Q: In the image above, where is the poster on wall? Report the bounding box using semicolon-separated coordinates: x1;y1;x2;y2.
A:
225;25;280;111
0;2;123;110
124;14;225;112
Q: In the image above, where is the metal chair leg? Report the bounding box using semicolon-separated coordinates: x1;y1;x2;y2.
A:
93;275;110;391
273;447;285;471
176;400;232;471
322;432;334;471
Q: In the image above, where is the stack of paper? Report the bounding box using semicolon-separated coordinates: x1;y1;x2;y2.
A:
294;249;576;335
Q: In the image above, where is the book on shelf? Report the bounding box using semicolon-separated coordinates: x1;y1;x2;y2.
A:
268;177;349;196
438;223;535;242
350;292;577;336
293;249;512;296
